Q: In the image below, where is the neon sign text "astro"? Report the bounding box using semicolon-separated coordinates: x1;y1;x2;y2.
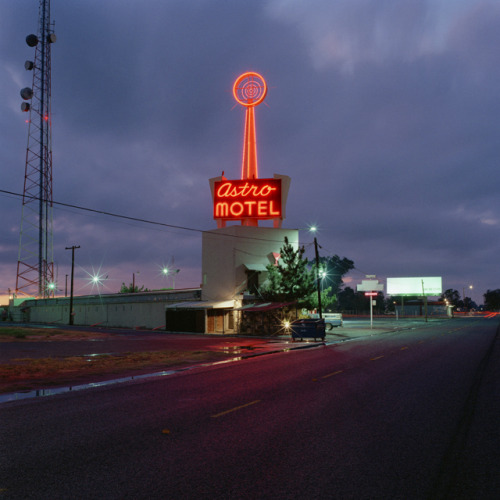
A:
214;178;282;220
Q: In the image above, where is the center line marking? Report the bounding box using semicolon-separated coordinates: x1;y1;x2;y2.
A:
322;370;344;379
211;400;261;418
401;346;408;350
371;355;384;361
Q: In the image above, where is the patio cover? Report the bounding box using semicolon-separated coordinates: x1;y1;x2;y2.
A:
165;300;234;310
234;301;295;312
244;263;268;272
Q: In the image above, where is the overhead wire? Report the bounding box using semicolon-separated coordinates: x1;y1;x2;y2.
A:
0;188;315;246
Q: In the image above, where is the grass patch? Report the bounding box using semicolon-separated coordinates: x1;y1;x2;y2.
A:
0;350;233;393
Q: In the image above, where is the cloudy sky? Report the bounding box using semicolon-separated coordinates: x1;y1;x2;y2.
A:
1;0;499;305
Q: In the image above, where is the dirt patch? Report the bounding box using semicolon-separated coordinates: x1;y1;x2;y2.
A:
0;326;113;342
0;349;233;394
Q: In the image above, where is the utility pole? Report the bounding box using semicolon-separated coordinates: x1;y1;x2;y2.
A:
65;245;80;325
314;237;322;319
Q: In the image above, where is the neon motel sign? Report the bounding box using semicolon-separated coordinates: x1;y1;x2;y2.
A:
213;178;282;220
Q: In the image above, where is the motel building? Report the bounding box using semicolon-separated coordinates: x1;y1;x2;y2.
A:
9;72;303;335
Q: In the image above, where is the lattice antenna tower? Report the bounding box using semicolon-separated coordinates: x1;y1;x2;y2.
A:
16;0;56;298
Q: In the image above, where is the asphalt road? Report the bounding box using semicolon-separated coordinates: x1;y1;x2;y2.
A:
1;317;498;499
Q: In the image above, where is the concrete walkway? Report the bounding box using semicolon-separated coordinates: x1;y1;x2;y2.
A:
324;317;449;342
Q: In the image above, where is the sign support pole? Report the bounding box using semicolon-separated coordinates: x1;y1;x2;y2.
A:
370;298;373;329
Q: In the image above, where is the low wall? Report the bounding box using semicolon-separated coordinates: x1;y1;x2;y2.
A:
11;289;202;330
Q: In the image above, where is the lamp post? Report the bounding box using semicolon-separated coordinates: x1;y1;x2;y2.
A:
462;285;473;311
162;266;180;289
320;269;327;293
313;236;323;319
307;226;323;319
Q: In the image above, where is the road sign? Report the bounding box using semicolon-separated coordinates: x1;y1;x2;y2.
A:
357;280;384;292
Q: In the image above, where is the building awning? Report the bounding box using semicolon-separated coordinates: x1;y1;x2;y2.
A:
244;263;268;272
234;301;295;312
165;300;234;310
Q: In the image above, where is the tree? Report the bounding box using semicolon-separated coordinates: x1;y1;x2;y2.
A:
314;255;354;311
484;289;500;310
318;255;354;295
440;289;461;307
258;237;316;306
337;286;369;312
307;285;337;312
119;283;149;293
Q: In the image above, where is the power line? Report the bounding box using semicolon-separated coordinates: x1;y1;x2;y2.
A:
1;188;313;246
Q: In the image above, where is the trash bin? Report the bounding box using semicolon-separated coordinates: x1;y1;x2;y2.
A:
290;318;326;341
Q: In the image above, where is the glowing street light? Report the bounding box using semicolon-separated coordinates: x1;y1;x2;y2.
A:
463;284;473;310
83;266;108;293
299;225;322;317
161;266;180;289
46;281;57;297
89;273;107;291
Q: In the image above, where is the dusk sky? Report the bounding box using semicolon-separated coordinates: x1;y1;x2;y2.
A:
1;0;499;305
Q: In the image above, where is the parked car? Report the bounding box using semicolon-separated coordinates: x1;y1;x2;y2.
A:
309;312;343;330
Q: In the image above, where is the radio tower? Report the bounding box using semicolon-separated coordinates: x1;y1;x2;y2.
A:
16;0;56;298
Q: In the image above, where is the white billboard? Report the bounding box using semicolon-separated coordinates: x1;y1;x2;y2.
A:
387;277;442;296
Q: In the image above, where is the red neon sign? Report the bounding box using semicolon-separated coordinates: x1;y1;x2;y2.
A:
214;178;282;220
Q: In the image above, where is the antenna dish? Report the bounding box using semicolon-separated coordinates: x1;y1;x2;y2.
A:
20;87;33;100
26;34;38;47
47;33;56;44
21;102;30;112
25;61;34;71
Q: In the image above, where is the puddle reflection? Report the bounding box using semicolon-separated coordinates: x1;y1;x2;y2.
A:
0;368;178;404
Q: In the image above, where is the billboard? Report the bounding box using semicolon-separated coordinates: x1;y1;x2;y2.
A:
213;178;282;220
387;277;442;296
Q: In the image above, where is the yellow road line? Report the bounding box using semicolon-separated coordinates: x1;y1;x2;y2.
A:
400;346;408;350
371;355;384;361
322;370;344;379
211;400;261;418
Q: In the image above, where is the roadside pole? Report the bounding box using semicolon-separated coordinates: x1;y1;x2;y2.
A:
314;237;323;319
357;277;384;330
65;245;80;325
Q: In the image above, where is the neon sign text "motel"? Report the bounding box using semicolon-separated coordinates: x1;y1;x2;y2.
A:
214;178;282;220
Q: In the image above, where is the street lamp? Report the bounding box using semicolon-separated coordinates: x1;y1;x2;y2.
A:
319;269;327;293
308;227;323;319
162;266;180;289
46;281;57;297
462;284;473;311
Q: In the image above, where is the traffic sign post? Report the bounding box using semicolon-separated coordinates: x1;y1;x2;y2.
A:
358;278;384;329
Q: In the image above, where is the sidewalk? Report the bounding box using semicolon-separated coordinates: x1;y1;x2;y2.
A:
254;317;449;353
324;317;446;342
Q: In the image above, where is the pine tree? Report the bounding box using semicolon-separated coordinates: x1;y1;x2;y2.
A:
259;237;316;305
